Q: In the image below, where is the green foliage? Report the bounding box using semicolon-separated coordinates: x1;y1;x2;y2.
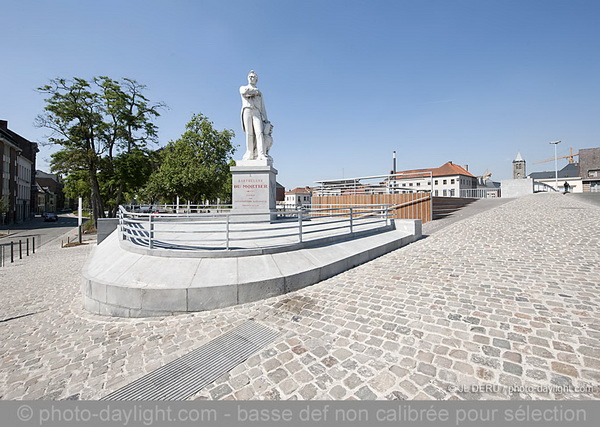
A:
146;114;236;203
62;170;91;201
0;196;8;215
36;77;164;220
101;148;156;215
82;218;96;233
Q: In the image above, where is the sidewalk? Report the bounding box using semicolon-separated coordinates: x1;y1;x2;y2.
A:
0;193;598;400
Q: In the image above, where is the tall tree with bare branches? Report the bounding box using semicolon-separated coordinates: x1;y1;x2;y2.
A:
36;77;164;222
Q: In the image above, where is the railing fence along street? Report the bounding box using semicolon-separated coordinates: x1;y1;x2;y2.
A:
313;171;434;222
0;234;41;267
459;188;501;198
118;204;392;251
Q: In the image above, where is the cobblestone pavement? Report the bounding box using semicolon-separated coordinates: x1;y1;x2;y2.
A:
0;193;599;400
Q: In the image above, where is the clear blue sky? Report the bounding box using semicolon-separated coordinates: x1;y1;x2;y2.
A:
2;0;599;189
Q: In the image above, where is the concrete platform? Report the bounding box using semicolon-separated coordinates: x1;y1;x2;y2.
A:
82;219;421;317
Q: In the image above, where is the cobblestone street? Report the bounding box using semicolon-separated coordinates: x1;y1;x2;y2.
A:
1;193;599;400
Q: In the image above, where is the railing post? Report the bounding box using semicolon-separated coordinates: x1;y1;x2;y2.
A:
148;214;154;249
26;238;29;256
298;210;303;243
19;240;22;259
226;215;230;250
382;204;387;226
349;208;353;234
32;237;35;254
11;241;14;263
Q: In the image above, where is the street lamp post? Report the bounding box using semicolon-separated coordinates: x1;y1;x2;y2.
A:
550;140;561;191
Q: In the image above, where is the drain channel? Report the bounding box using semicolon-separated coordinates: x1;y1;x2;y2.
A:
101;321;279;400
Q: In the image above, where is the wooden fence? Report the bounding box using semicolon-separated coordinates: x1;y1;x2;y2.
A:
311;193;432;223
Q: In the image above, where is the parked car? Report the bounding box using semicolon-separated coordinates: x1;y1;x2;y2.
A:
44;213;58;222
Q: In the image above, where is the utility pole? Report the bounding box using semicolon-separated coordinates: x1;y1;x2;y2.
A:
78;196;83;243
550;141;561;191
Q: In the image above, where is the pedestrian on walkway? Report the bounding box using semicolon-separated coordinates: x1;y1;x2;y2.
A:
563;181;570;193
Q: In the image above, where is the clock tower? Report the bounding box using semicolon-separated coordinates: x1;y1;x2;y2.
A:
513;152;526;179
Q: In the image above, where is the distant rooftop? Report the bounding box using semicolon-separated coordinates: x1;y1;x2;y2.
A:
528;163;579;180
390;161;475;179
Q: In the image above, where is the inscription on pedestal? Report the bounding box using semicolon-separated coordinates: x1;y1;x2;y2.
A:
232;173;271;211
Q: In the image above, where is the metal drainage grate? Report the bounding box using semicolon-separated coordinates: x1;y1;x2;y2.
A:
101;321;279;400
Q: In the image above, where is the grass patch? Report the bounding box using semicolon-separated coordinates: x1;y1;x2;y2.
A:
82;219;97;234
63;242;88;248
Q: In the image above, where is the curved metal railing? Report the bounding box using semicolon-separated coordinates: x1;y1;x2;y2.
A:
118;204;393;251
533;181;559;193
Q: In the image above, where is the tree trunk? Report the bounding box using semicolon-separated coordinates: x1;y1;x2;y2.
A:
112;183;124;217
89;166;104;226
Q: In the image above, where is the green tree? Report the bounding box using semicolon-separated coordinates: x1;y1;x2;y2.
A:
102;148;155;214
146;114;236;203
36;77;163;223
97;77;163;215
62;170;91;202
0;196;8;221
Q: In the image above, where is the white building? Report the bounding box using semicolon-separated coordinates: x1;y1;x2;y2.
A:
285;187;312;206
389;161;477;197
528;163;582;193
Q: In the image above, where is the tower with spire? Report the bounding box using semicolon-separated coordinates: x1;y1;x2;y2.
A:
512;152;526;179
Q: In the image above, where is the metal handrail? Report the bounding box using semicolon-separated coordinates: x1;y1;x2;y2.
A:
533;181;559;193
118;204;392;251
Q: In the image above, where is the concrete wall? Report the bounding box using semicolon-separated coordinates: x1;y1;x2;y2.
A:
97;218;119;245
580;148;600;192
501;178;534;198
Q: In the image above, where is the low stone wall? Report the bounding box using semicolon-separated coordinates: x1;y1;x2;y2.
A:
97;218;119;245
501;178;534;198
82;220;422;317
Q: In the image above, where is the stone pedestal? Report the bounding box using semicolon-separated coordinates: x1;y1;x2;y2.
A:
231;163;277;221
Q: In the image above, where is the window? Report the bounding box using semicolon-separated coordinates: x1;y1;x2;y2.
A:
589;169;600;178
443;179;447;185
416;182;421;186
434;180;438;185
434;190;438;196
451;179;455;184
409;183;413;186
443;189;447;196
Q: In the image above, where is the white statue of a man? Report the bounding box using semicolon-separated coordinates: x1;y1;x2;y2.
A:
240;70;273;162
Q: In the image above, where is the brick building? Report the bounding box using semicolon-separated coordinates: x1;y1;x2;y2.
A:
0;120;38;224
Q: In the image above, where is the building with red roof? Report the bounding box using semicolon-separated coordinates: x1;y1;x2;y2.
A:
388;161;477;197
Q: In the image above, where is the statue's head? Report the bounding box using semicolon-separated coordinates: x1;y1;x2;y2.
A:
248;70;258;84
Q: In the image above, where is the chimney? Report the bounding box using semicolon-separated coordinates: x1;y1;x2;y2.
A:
464;164;469;171
0;120;7;130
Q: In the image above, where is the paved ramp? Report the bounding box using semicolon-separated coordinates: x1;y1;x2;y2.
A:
423;198;511;235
